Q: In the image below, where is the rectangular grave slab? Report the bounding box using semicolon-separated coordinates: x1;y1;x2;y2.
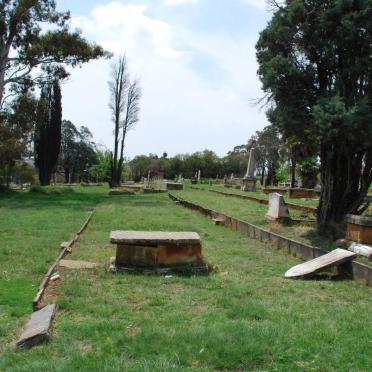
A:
288;188;317;199
284;248;356;278
110;231;208;273
16;304;56;349
345;215;372;245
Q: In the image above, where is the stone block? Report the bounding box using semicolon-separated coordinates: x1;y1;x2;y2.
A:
16;304;56;349
345;215;372;245
266;193;291;222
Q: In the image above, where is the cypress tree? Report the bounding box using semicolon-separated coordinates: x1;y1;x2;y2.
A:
35;81;62;186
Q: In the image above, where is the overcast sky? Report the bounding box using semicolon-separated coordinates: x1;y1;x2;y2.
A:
57;0;272;159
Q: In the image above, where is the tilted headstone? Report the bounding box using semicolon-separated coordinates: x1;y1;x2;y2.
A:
266;193;291;222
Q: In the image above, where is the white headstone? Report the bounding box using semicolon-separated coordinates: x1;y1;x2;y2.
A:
266;193;291;221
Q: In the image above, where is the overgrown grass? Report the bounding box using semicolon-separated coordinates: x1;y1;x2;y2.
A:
0;186;108;353
1;191;371;370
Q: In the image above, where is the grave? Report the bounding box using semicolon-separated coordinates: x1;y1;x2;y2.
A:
16;304;56;349
284;248;356;279
262;188;287;195
266;193;291;223
110;231;209;274
241;147;257;192
165;182;184;191
288;188;317;199
109;188;135;195
345;215;372;245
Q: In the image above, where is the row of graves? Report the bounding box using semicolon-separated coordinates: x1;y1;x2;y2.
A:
224;146;320;199
109;172;184;195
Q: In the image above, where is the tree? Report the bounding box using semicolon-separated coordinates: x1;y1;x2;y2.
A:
0;0;110;107
109;55;141;187
256;0;372;235
34;80;62;186
58;121;97;183
89;149;111;182
0;92;37;185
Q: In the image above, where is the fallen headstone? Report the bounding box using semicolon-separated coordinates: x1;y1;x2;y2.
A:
266;193;291;222
347;242;372;259
284;248;356;279
16;304;56;349
59;260;97;269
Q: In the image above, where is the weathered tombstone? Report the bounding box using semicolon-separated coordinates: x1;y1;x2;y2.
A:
241;147;257;192
197;170;201;182
110;231;209;274
266;193;291;222
284;249;356;279
16;304;56;349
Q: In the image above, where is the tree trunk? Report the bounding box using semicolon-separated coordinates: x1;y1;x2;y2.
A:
290;157;296;188
317;143;371;237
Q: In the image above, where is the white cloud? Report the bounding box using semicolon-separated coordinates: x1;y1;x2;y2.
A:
164;0;200;5
62;2;268;158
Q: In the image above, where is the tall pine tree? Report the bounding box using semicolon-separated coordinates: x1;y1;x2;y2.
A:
35;81;62;186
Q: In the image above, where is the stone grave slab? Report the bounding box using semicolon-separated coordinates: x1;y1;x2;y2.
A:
16;304;56;349
59;260;97;269
345;214;372;245
266;193;291;222
284;248;357;279
110;231;209;273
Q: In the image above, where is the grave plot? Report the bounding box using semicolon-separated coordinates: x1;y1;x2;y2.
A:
109;231;210;274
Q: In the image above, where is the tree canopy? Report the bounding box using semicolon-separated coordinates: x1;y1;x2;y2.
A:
256;0;372;234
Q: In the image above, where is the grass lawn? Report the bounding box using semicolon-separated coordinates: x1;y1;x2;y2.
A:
1;190;371;370
0;186;108;355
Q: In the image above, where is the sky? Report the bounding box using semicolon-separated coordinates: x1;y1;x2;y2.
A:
57;0;272;159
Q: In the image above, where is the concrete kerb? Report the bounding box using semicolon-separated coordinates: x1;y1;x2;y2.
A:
32;211;95;311
190;186;317;214
168;192;372;287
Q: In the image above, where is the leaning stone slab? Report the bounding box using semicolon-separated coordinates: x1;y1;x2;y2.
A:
59;260;97;269
266;193;291;222
16;304;56;349
284;249;357;279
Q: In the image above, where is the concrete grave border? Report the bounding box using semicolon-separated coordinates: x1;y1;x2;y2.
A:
32;210;95;311
190;187;318;214
169;193;372;287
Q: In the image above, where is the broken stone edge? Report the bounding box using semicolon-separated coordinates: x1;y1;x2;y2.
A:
16;304;57;350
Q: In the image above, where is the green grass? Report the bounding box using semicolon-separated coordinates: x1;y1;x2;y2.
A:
0;186;108;352
1;188;372;370
1;191;372;370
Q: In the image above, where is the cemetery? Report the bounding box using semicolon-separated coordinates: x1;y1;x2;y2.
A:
1;0;372;371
